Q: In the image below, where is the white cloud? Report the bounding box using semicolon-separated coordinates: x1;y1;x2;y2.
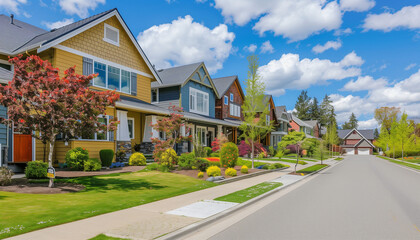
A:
0;0;27;14
214;0;342;42
259;51;363;96
137;15;235;74
42;18;74;30
312;40;342;53
405;63;417;71
358;118;378;129
58;0;105;18
341;75;387;91
334;27;353;36
363;5;420;32
340;0;375;12
244;44;257;53
260;40;274;53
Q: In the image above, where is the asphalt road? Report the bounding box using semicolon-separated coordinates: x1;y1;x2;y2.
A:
210;156;420;240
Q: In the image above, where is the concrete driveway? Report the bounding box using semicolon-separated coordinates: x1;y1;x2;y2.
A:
207;155;420;240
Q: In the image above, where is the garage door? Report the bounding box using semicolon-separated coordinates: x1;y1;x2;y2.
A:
358;148;370;155
345;148;355;155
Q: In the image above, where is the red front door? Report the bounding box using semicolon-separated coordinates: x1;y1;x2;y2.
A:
13;134;32;162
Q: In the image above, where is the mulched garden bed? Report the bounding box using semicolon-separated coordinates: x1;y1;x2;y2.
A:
172;165;262;180
0;178;85;194
56;166;145;178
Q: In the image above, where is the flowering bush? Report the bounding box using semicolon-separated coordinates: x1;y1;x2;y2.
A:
238;140;264;157
220;142;239;168
159;148;178;169
240;165;249;174
129;152;147;166
206;165;221;177
197;171;204;178
65;147;89;170
225;167;237;177
211;133;228;152
84;158;101;171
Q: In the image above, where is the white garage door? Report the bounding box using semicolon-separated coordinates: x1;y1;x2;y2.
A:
358;148;370;155
345;148;355;155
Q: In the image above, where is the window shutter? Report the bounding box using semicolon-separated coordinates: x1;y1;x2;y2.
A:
109;116;114;141
130;73;137;96
83;57;93;86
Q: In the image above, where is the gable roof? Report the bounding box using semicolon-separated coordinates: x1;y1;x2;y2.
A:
275;106;289;122
152;62;202;88
337;129;374;140
152;62;220;98
290;115;312;128
303;120;320;129
1;9;162;84
212;75;244;99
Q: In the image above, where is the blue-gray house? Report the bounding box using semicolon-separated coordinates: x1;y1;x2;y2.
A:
147;62;239;153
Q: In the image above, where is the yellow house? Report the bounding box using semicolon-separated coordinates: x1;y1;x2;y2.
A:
0;9;169;166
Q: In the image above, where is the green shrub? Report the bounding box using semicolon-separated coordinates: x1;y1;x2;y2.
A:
178;152;197;169
25;161;48;179
146;163;159;171
159;148;178;169
220;142;239;168
0;167;13;186
210;152;219;157
225;167;237;177
197;171;204;178
240;165;248;174
206;166;221;177
65;147;89;170
84;158;101;171
129;152;147;166
269;146;276;156
99;149;114;167
195;158;210;172
208;161;221;167
204;147;212;157
385;150;420;158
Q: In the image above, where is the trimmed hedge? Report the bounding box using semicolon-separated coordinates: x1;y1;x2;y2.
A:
99;149;114;167
25;161;48;179
129;152;147;166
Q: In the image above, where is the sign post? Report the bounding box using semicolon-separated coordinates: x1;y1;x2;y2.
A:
47;167;55;179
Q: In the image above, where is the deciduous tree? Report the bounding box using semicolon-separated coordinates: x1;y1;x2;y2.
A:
374;107;400;131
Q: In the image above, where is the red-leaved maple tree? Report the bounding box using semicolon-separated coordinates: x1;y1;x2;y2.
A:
151;105;191;160
0;55;119;187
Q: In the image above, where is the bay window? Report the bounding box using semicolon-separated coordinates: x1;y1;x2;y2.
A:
189;88;209;115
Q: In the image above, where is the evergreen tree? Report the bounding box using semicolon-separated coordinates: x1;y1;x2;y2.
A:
374;128;380;139
309;97;321;121
239;55;273;168
342;113;358;129
320;94;333;126
295;90;311;120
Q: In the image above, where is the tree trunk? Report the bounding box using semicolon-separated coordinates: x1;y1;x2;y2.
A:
295;145;299;173
251;141;254;169
48;138;55;188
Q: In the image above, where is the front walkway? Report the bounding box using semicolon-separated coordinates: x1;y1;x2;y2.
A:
7;160;328;240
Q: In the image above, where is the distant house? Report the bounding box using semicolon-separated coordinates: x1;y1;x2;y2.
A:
338;128;375;155
303;120;321;138
150;62;239;152
288;114;315;138
271;105;291;147
261;95;278;147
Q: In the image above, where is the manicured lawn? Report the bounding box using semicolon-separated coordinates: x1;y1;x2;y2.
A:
398;156;420;164
334;157;344;161
278;159;308;165
214;182;283;203
90;234;130;240
237;159;289;169
242;157;306;165
0;171;216;238
378;156;420;171
296;164;328;174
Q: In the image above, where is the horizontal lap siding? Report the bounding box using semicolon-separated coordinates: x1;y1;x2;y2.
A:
127;111;142;146
72;141;115;160
0;106;8;146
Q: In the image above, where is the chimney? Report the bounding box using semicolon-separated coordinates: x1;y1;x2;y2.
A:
10;14;14;24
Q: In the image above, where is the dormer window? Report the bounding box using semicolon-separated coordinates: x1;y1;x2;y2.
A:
103;23;119;46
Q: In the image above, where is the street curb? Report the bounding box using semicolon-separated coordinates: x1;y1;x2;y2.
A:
377;156;420;173
157;160;343;240
213;167;289;184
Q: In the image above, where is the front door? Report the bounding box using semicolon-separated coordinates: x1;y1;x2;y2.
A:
208;127;215;147
13;134;32;162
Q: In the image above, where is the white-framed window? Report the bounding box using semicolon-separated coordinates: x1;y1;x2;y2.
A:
189;88;209;116
0;59;12;71
92;61;131;93
266;115;270;126
151;89;158;103
196;126;207;146
103;23;119;46
230;93;234;102
230;103;241;117
224;95;228;105
127;117;135;139
80;115;110;141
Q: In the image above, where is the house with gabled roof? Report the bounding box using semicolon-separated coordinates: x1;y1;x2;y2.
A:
303;120;321;138
0;9;173;170
149;62;239;153
288;113;315;138
271;105;291;147
338;128;375;155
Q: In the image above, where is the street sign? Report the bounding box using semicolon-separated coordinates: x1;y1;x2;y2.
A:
47;167;55;179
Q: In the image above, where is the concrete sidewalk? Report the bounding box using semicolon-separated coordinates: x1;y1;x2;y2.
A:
7;161;324;240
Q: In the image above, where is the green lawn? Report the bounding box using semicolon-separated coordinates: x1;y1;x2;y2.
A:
214;182;283;203
278;159;308;165
241;157;307;165
334;157;344;161
296;164;328;174
90;234;130;240
378;156;420;171
0;171;216;238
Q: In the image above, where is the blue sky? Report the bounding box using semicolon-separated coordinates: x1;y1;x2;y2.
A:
1;0;420;129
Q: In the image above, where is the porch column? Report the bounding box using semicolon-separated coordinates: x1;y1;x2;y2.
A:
217;125;223;137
